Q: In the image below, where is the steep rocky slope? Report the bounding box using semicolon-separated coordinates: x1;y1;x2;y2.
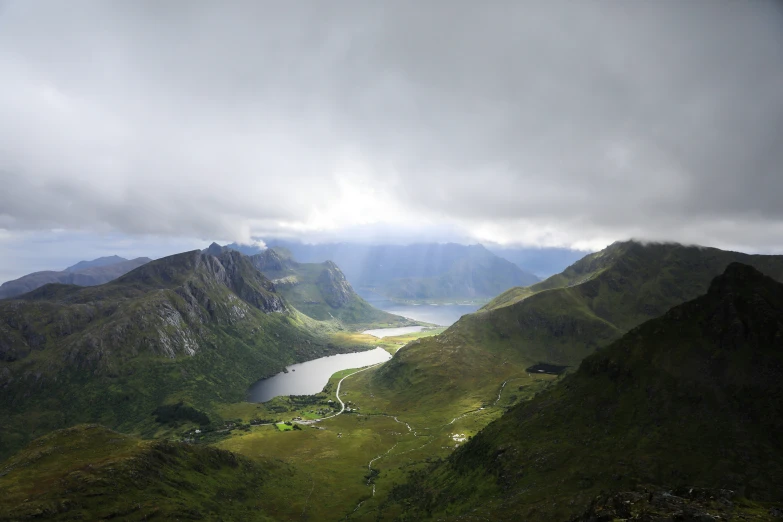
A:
384;263;783;521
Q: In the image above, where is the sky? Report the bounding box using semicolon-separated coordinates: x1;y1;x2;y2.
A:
1;1;783;281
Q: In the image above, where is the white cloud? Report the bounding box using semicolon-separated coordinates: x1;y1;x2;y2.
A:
0;1;781;253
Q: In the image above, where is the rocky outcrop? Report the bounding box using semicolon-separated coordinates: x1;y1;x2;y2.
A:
317;261;354;308
569;486;766;522
248;249;288;273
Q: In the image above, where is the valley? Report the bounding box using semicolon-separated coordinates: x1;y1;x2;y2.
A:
1;241;782;521
3;6;781;520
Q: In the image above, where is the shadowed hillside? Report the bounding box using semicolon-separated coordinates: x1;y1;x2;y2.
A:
384;263;783;521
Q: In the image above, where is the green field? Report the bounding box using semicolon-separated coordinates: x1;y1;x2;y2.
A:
213;346;558;521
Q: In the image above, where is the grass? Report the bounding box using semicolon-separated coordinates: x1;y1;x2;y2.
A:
209;355;558;521
0;424;312;521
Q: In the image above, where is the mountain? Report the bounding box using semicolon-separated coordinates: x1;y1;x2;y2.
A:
64;255;130;272
246;247;414;327
486;245;591;278
0;424;310;521
384;263;783;520
0;249;357;460
227;241;540;302
372;241;783;422
0;256;152;299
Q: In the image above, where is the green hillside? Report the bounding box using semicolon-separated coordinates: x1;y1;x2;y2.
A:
373;241;783;422
384;263;783;520
247;247;415;328
0;425;310;521
0;249;363;460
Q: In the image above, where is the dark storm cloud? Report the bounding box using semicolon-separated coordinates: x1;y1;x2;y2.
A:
0;1;781;250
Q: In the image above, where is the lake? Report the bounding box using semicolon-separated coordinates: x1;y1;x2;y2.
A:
247;347;392;403
362;325;425;338
360;296;481;326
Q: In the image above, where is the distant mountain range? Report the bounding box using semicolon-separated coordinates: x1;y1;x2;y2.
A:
226;241;540;302
484;245;589;278
387;262;783;520
0;256;151;299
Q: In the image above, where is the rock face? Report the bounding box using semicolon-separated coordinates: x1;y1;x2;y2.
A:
570;486;759;522
317;261;353;308
248;248;288;273
0;257;152;299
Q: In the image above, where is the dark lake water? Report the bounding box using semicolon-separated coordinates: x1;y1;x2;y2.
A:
360;296;481;326
247;347;391;403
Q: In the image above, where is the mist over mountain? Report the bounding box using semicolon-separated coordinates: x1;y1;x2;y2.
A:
484;245;591;278
226;240;540;302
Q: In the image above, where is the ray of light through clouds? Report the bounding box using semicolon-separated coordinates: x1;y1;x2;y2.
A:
1;0;783;280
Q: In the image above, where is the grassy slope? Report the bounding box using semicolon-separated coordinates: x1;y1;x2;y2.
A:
372;241;783;424
383;263;783;521
0;250;371;460
0;425;310;521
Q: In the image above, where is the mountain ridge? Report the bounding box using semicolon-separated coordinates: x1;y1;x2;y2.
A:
371;240;783;424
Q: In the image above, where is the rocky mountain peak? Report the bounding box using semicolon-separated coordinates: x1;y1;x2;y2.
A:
205;242;225;256
317;262;353;308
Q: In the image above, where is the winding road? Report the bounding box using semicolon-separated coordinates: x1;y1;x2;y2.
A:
303;360;386;423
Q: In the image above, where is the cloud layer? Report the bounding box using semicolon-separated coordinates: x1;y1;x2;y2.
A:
1;1;782;251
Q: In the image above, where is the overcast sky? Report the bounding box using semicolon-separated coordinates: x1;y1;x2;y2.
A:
1;1;783;280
